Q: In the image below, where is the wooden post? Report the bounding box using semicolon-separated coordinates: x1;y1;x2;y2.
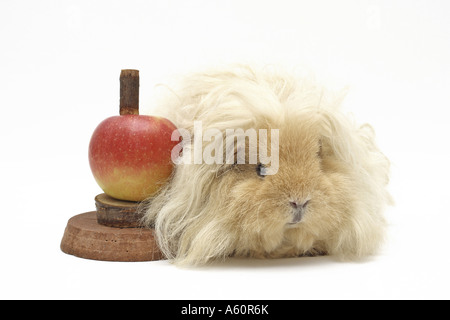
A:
119;69;139;115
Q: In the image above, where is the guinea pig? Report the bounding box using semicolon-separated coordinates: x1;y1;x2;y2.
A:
141;65;392;266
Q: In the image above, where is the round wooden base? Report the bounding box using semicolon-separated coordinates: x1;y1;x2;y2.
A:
61;211;163;262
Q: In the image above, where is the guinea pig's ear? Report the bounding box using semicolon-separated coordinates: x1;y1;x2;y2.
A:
317;138;323;158
318;110;365;168
318;109;390;186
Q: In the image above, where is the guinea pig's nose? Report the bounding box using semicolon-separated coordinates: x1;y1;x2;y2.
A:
289;200;310;224
289;200;310;209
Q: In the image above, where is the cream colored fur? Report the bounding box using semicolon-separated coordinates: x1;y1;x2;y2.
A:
141;65;391;266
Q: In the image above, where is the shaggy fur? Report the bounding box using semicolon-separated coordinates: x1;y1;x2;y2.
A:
141;65;391;266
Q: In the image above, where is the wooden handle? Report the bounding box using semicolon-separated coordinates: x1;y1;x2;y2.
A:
120;69;139;115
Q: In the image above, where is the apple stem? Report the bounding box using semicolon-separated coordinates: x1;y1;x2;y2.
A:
120;69;139;115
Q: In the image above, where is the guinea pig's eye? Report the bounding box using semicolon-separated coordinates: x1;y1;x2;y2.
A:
256;163;267;177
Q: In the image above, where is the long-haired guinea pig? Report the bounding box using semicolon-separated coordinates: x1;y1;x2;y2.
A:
141;65;392;266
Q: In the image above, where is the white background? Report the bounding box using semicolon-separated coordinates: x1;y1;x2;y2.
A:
1;0;449;300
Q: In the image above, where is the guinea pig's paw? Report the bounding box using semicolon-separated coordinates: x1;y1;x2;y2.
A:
302;247;328;257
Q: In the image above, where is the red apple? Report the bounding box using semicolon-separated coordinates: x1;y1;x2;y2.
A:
88;69;179;202
89;115;178;201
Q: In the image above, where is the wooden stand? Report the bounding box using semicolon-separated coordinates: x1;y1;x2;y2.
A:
61;69;164;262
60;194;164;262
